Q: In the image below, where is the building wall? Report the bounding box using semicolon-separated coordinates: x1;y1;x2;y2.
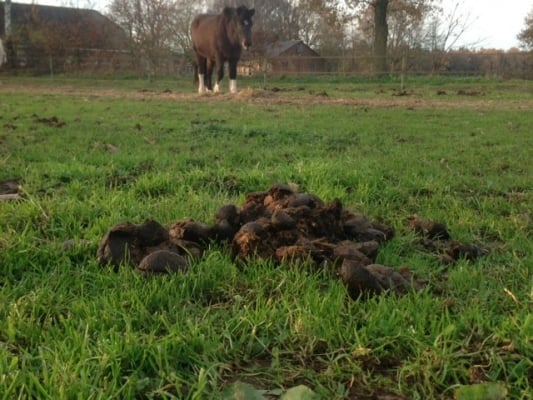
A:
271;45;325;75
239;43;325;76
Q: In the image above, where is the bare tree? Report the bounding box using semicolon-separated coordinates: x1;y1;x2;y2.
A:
346;0;439;75
295;0;349;54
388;0;430;50
254;0;300;50
373;0;389;74
345;0;390;74
518;6;533;50
26;20;66;75
108;0;200;77
294;2;323;48
356;0;432;71
167;1;205;54
423;2;475;51
422;2;477;72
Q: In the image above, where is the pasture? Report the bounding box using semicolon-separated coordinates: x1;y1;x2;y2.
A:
0;76;532;399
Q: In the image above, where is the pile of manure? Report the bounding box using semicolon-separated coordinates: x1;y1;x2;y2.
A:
97;183;487;299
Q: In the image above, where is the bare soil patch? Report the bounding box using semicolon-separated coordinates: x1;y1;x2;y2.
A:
0;178;22;201
1;83;532;110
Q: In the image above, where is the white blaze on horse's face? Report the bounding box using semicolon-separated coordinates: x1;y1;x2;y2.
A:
236;7;254;50
241;19;252;50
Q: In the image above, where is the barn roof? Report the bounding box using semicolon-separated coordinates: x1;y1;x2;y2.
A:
265;40;320;57
0;1;128;49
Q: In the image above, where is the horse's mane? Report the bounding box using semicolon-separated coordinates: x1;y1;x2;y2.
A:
222;7;235;19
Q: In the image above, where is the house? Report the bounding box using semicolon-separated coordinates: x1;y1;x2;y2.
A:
241;39;325;76
0;1;129;72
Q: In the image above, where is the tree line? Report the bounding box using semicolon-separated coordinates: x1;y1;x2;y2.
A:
105;0;533;76
2;0;533;77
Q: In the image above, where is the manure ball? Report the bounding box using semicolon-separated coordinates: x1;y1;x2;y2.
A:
168;219;212;244
215;204;240;227
137;219;169;246
340;259;384;299
97;222;142;269
407;215;450;240
364;264;412;294
137;250;189;275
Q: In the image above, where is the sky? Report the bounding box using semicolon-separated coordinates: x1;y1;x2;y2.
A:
8;0;533;50
439;0;532;49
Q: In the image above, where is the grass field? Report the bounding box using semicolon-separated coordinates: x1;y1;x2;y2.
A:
0;75;532;399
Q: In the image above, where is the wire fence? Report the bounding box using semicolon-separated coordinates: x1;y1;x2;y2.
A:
2;47;532;80
238;52;533;80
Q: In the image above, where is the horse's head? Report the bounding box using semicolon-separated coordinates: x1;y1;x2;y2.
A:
235;6;255;50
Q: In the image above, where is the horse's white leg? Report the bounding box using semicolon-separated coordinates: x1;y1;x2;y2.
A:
198;74;206;94
214;82;220;93
229;79;237;94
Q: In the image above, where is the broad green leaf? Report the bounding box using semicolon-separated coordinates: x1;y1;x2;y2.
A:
455;383;507;400
267;388;284;396
442;323;456;336
220;381;267;400
281;385;318;400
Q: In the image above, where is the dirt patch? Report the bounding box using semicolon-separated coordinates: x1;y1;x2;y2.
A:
457;89;484;96
33;115;66;128
407;215;488;264
1;83;532;110
0;178;23;201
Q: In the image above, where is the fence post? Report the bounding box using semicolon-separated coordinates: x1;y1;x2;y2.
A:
400;52;406;92
262;56;267;86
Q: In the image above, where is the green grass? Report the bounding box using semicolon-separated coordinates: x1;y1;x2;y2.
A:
0;76;532;399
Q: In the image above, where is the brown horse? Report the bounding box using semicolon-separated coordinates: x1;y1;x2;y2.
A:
191;5;255;94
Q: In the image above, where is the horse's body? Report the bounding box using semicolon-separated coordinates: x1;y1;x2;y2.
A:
191;6;255;94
